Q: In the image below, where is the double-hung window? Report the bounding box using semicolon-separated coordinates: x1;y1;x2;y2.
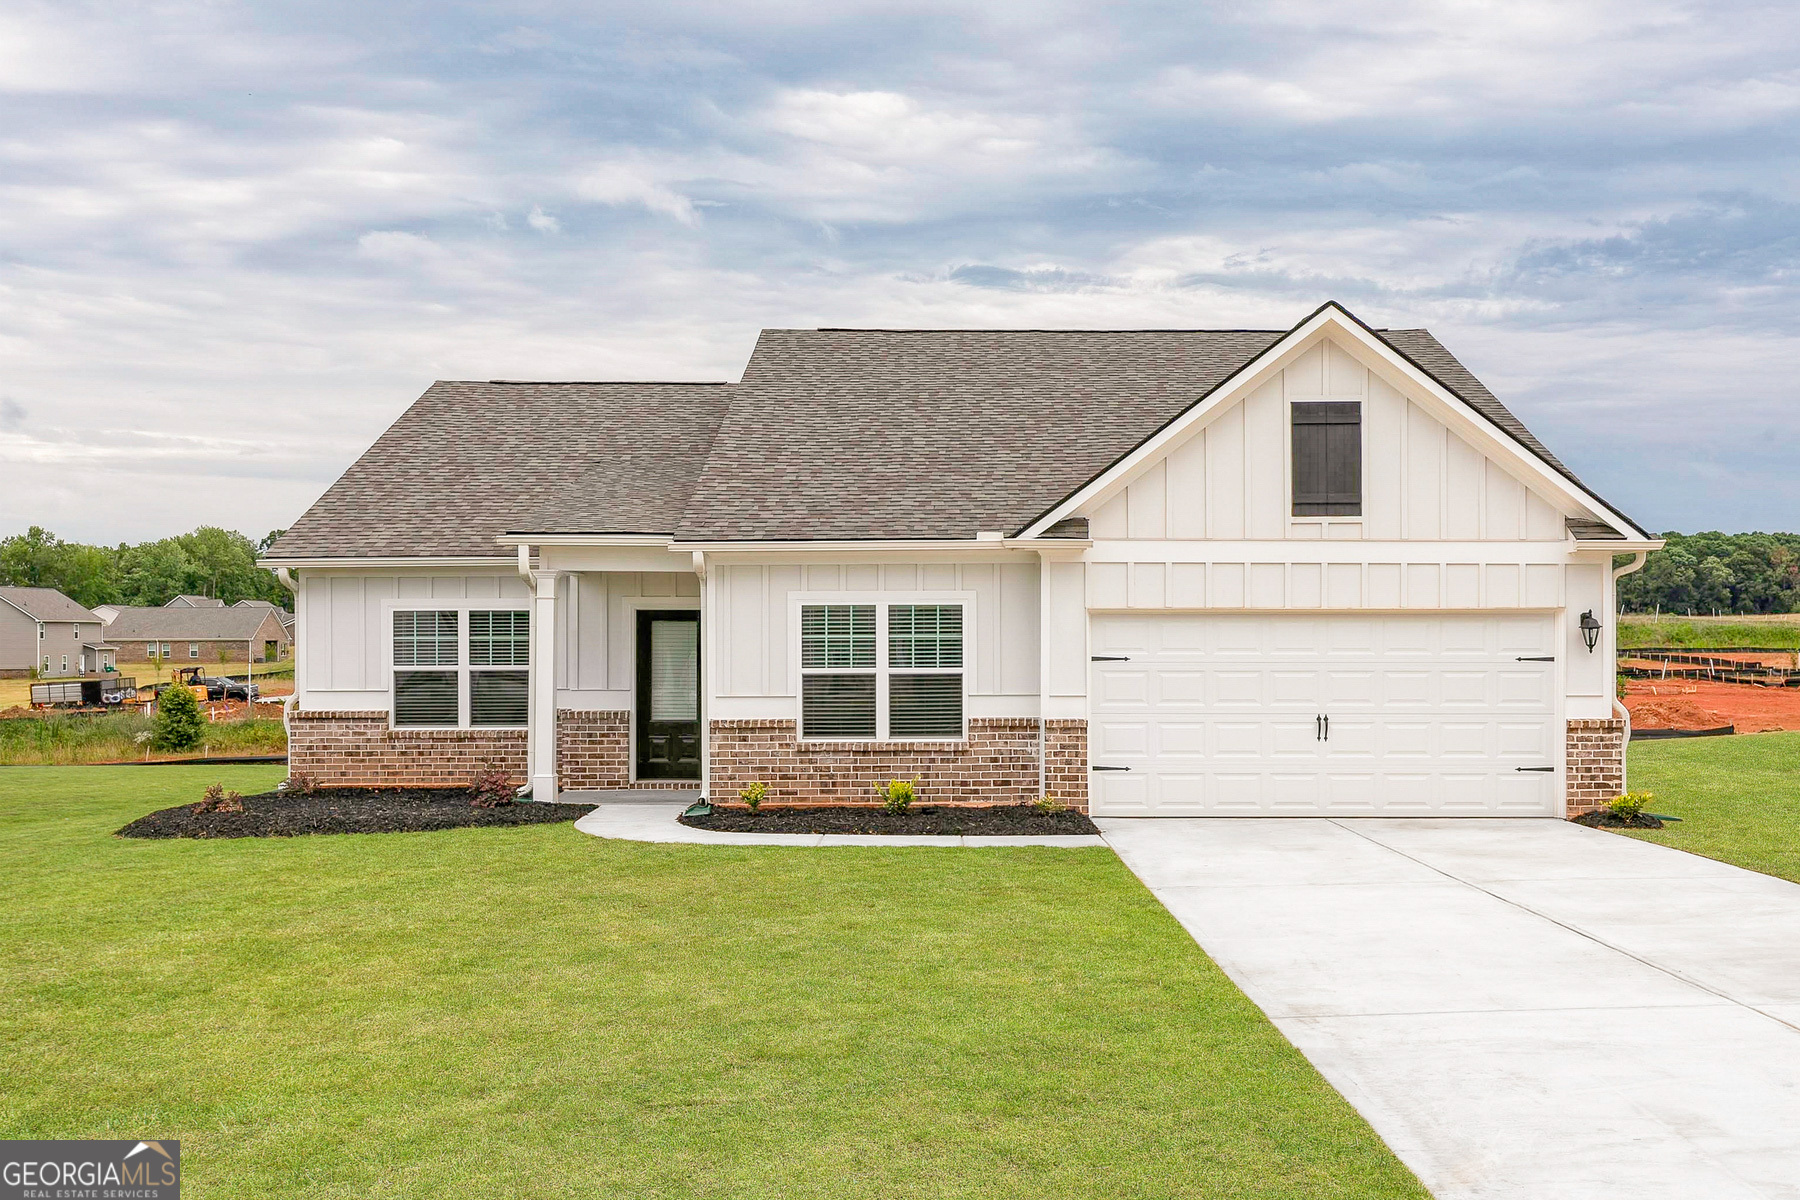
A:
391;607;530;729
800;601;965;740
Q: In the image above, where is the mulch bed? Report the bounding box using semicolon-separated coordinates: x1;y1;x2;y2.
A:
1571;810;1666;830
117;788;596;839
682;804;1099;836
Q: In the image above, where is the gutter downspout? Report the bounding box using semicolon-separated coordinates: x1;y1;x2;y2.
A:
273;568;299;743
517;545;540;800
1612;551;1650;789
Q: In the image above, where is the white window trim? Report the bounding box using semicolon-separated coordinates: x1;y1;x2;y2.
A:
789;591;975;743
381;598;533;731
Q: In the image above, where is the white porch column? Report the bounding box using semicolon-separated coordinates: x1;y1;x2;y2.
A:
529;570;558;800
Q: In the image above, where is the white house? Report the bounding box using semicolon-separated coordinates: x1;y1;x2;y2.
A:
264;302;1660;817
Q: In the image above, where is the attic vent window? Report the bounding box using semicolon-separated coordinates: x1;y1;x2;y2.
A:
1291;401;1362;517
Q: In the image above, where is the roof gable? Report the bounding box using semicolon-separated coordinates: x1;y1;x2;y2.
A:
1018;303;1649;541
0;587;99;623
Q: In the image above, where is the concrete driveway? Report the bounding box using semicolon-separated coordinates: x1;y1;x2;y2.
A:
1097;818;1800;1200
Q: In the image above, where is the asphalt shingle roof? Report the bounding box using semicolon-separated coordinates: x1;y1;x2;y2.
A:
101;606;290;641
267;313;1644;556
0;587;99;623
267;381;731;559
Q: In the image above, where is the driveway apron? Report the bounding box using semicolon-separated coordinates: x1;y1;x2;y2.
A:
1097;818;1800;1200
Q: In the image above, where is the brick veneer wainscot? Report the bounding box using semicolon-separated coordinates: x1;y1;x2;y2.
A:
1044;719;1089;812
708;717;1087;811
1565;718;1626;817
287;710;525;788
555;709;694;791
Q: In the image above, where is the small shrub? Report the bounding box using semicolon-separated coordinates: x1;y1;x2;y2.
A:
1034;794;1064;814
192;782;245;814
739;780;768;813
1608;791;1654;819
469;768;517;808
151;683;205;752
873;777;918;814
280;771;320;795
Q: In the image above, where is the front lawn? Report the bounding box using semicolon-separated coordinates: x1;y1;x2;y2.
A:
1621;731;1800;882
0;766;1425;1199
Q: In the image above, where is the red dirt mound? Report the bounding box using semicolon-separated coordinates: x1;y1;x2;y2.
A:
1624;679;1800;733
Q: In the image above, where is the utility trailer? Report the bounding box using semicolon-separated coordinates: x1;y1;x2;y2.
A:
29;677;139;709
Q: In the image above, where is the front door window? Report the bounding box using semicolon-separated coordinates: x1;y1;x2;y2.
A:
636;611;700;780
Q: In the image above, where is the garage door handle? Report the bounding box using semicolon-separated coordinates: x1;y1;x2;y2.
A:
1091;765;1131;772
1091;655;1130;661
1515;766;1555;773
1515;656;1555;662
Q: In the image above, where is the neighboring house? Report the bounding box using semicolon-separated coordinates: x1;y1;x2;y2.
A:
166;594;226;608
0;587;113;677
101;604;291;665
264;302;1661;817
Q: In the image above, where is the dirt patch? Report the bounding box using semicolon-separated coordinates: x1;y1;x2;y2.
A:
1624;679;1800;733
1571;810;1665;830
683;804;1099;836
117;788;595;839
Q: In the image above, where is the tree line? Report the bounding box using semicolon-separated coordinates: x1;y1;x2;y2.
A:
0;526;291;611
1618;531;1800;616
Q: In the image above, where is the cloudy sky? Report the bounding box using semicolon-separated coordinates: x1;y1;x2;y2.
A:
3;0;1797;543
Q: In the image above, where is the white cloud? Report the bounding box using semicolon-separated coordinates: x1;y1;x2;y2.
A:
577;162;700;225
356;230;444;264
526;205;561;234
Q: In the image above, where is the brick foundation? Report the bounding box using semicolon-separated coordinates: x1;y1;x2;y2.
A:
1044;719;1089;811
1565;718;1626;817
707;717;1086;811
287;710;526;788
555;709;694;791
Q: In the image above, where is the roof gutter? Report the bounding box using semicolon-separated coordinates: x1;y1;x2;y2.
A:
259;556;518;570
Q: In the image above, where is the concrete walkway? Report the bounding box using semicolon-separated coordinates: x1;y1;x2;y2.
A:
1097;817;1800;1200
570;793;1106;847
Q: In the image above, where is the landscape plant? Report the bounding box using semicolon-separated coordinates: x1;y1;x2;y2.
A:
873;777;918;813
1034;794;1064;814
1608;791;1654;820
739;780;768;813
150;682;205;752
468;767;516;808
192;782;244;814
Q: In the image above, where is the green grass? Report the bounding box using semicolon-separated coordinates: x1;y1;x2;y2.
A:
1620;732;1800;882
1619;614;1800;650
0;766;1425;1199
0;713;286;764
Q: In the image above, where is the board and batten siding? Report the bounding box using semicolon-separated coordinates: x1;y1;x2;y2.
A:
1086;341;1567;544
708;561;1040;718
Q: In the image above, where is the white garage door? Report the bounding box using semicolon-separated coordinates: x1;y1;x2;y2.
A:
1089;613;1560;817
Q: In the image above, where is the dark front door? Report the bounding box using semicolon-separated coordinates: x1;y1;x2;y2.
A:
636;610;701;780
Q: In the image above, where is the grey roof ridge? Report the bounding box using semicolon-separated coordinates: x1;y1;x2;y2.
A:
1010;299;1652;541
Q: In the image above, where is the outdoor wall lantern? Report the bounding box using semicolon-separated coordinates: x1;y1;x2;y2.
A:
1579;610;1602;653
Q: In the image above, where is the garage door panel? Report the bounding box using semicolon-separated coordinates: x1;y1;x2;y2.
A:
1269;773;1321;811
1092;719;1150;758
1323;669;1379;708
1212;670;1264;707
1271;719;1323;757
1087;613;1560;817
1155;773;1209;812
1323;772;1380;810
1155;721;1207;759
1095;772;1149;814
1154;670;1208;706
1439;670;1492;708
1212;721;1263;758
1270;669;1321;707
1497;669;1555;708
1379;774;1439;813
